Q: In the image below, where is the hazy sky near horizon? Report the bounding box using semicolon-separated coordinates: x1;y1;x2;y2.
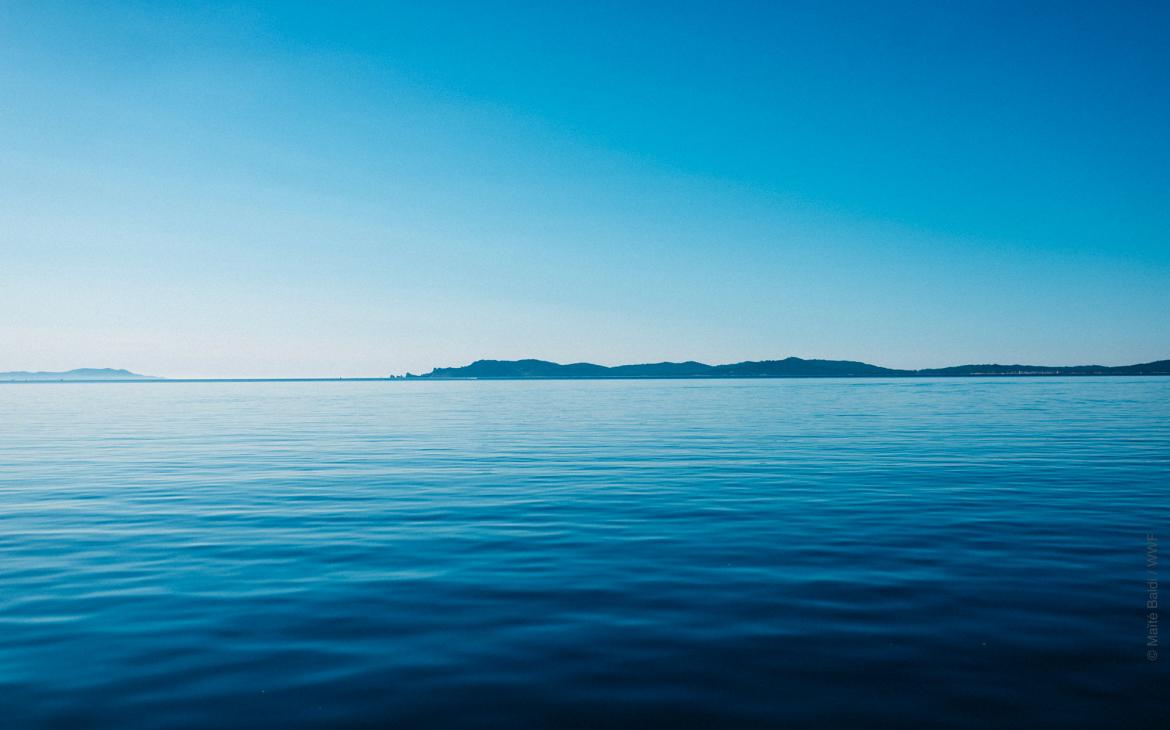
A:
2;1;1168;377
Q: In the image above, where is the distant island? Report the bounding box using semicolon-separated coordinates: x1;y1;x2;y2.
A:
0;368;158;382
404;357;1170;379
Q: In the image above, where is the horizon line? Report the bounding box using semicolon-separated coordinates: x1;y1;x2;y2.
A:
4;355;1170;382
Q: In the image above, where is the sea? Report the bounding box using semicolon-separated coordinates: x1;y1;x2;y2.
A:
1;378;1168;728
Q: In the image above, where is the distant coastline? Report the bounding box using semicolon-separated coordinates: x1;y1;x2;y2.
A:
6;358;1170;383
0;368;160;382
405;357;1170;380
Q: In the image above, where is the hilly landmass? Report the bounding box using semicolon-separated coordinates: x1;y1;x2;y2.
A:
407;357;1170;379
0;368;158;381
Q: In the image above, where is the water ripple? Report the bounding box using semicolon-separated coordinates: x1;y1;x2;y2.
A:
1;378;1168;728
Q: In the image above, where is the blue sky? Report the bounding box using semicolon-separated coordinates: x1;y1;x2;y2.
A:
2;1;1167;377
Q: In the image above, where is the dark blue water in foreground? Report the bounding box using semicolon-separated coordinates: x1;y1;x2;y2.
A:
2;378;1168;728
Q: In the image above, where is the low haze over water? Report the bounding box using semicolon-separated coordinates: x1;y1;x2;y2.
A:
2;378;1168;728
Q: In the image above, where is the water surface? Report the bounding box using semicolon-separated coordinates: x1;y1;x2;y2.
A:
2;378;1167;727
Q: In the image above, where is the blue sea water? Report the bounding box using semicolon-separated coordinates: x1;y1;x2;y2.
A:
1;378;1168;728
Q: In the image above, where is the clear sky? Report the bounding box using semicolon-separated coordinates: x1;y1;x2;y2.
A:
2;1;1167;377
